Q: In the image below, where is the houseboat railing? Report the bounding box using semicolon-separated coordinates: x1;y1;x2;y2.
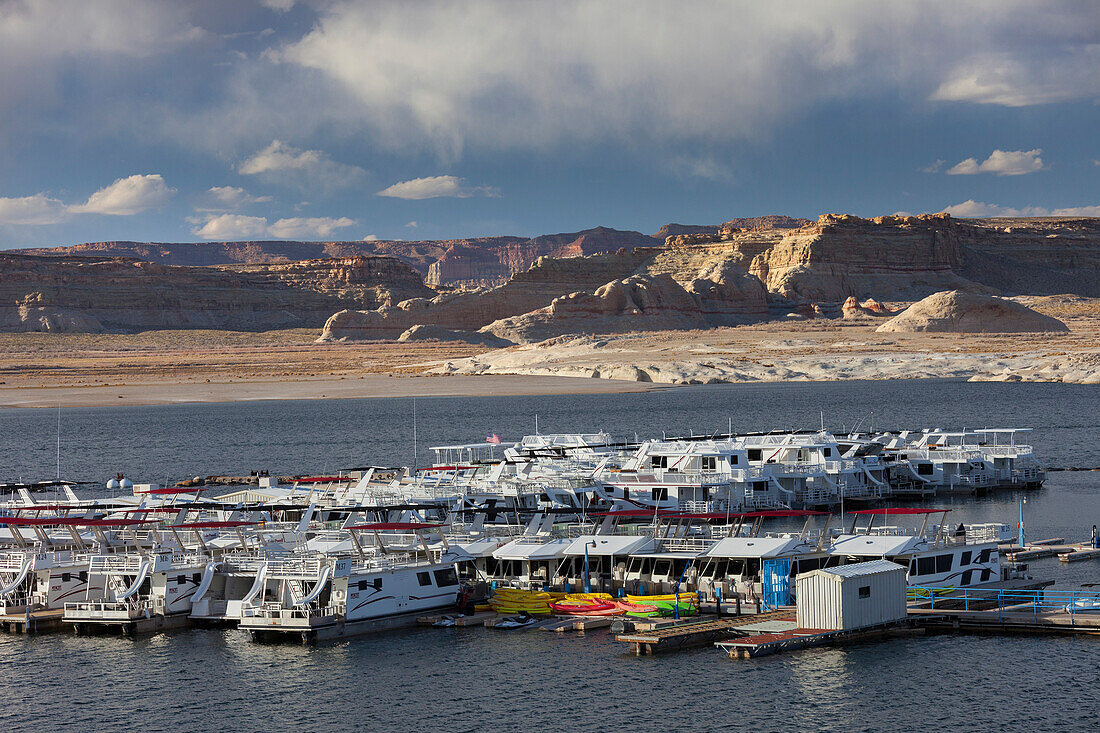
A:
909;586;1100;626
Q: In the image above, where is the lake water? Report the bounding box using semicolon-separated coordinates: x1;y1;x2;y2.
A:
1;380;1098;731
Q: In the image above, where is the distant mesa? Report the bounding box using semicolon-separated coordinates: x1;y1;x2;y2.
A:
876;291;1070;333
6;213;1100;338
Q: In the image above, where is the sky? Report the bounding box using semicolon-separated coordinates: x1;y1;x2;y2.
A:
1;0;1099;248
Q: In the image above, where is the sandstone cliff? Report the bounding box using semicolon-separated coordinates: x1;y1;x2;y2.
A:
0;252;431;333
481;273;710;343
319;248;661;340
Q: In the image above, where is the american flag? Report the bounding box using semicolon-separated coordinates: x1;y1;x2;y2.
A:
486;434;502;444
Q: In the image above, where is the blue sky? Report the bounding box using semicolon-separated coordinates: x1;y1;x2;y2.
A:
1;0;1099;248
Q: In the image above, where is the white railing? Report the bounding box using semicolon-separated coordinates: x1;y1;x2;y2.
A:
264;557;325;578
657;536;715;552
243;603;344;621
89;555;145;573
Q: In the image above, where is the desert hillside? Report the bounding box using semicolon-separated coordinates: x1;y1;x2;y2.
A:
0;252;431;333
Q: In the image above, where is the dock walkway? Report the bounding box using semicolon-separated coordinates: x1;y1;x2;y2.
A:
616;609;794;655
0;608;65;635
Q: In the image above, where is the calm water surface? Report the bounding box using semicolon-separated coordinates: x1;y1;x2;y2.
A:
1;380;1098;731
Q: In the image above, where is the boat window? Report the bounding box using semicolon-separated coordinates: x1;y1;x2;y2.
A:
858;585;870;599
193;572;201;584
176;575;187;585
702;456;717;471
651;487;668;501
434;568;458;587
980;569;992;582
374;578;383;590
730;455;738;465
79;571;87;582
960;551;972;566
653;560;672;577
651;456;668;469
977;548;992;563
935;554;953;574
917;463;934;476
748;449;762;462
916;557;935;576
417;572;432;586
62;572;71;583
823;448;832;458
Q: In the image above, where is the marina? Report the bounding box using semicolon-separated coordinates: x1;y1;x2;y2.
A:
1;382;1097;731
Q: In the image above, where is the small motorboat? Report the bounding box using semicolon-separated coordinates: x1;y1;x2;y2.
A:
432;616;457;628
493;615;541;629
1063;596;1100;613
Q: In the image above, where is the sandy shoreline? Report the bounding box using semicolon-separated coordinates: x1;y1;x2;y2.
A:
0;374;663;409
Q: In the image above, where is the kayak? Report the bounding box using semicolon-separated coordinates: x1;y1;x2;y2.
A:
650;600;698;616
549;599;618;615
613;600;659;614
626;593;696;604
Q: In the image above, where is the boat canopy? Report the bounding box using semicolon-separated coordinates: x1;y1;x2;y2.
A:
170;521;258;529
703;536;816;559
346;522;446;531
828;533;927;556
848;508;948;515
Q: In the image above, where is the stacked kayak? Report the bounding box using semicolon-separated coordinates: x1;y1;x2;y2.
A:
614;600;661;617
550;597;619;616
487;587;560;615
625;593;698;617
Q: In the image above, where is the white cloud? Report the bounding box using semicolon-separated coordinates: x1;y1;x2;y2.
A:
946;149;1045;176
942;200;1100;217
669;155;735;183
920;160;945;174
377;175;498;200
238;140;364;189
405;221;418;228
69;174;175;215
362;234;380;242
193;214;270;239
263;1;1100;158
0;194;69;226
192;213;355;240
267;216;355;239
259;0;296;11
198;186;272;211
930;46;1100;106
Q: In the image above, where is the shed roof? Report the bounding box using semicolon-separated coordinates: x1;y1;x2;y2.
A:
815;559;907;578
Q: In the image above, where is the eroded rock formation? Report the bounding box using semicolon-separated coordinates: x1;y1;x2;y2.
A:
876;291;1070;333
480;273;710;343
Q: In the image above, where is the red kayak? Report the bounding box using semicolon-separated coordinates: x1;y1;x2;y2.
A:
612;600;659;614
549;599;620;615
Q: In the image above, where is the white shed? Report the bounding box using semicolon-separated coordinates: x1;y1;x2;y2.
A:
795;560;908;631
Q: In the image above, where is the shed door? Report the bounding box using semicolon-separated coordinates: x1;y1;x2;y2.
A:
761;558;791;610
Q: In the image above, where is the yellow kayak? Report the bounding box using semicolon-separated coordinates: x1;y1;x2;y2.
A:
626;593;696;604
565;592;614;601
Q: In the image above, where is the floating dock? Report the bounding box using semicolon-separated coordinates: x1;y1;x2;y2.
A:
715;623;917;659
614;610;794;655
1059;548;1100;563
0;608;65;635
